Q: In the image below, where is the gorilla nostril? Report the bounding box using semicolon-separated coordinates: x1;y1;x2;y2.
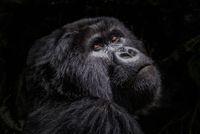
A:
128;49;137;56
119;53;132;59
118;48;137;59
118;47;126;52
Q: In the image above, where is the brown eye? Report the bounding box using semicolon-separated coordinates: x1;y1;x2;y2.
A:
93;44;103;51
111;36;120;43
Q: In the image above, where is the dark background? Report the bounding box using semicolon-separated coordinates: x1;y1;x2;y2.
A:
0;0;200;134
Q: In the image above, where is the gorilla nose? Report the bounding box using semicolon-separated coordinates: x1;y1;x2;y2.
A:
118;47;137;59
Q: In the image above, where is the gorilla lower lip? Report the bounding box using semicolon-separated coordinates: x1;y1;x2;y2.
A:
138;65;152;73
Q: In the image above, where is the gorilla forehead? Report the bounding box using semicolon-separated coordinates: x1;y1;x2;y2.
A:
63;17;130;35
86;18;124;33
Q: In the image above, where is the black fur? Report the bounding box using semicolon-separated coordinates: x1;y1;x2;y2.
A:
24;17;161;134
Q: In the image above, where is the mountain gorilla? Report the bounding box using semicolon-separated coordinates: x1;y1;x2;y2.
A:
24;17;161;134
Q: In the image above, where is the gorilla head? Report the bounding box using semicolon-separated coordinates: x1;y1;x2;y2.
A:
25;17;161;134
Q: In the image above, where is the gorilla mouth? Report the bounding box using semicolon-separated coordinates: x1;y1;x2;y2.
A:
137;64;153;74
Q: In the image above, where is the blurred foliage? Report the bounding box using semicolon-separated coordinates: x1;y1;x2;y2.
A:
0;0;200;134
186;35;200;88
155;35;200;134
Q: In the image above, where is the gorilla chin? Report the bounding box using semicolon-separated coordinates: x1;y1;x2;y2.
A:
136;64;161;93
24;17;161;134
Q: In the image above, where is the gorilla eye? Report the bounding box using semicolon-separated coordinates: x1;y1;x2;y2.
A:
92;43;103;51
111;36;120;43
91;37;104;51
110;29;123;43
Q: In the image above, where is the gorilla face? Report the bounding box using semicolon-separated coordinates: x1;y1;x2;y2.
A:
27;17;161;113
